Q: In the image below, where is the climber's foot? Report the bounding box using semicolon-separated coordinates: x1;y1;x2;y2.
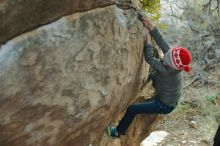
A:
105;125;119;138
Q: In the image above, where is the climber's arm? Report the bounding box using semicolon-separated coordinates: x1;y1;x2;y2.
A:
144;44;170;74
150;27;172;54
141;16;171;54
144;31;170;74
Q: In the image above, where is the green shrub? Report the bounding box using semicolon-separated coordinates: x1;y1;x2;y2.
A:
206;94;219;105
140;0;161;20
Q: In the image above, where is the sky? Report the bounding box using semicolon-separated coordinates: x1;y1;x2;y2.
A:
160;0;185;24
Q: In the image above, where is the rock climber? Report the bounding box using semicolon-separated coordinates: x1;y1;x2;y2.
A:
106;11;193;137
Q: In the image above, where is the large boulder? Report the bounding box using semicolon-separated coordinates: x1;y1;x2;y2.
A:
0;1;157;146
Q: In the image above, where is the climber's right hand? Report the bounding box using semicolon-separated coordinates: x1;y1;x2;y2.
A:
137;11;148;23
137;11;155;31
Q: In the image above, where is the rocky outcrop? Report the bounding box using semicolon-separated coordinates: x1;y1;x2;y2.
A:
0;1;157;146
0;0;138;44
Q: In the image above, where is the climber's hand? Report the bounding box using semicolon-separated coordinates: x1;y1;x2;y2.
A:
137;11;148;24
144;30;151;44
137;11;145;21
137;11;155;31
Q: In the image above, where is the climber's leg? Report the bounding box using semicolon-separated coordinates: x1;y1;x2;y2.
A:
116;97;174;135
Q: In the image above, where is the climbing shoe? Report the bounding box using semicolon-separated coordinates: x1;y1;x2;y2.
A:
105;125;119;138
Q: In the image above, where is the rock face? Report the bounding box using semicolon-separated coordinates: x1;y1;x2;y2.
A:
0;0;135;44
0;1;157;146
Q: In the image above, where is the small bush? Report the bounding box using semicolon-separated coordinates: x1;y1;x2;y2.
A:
140;0;161;20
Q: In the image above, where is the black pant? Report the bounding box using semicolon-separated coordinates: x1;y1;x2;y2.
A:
214;125;220;146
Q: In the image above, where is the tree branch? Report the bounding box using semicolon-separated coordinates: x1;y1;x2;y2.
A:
203;0;220;15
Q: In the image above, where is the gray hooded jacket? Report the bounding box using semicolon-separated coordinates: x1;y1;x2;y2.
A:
144;27;183;107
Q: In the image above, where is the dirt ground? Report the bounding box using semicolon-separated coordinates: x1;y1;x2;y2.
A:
152;68;220;146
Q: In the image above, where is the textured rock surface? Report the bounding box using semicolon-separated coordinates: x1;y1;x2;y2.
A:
0;2;157;146
0;0;137;44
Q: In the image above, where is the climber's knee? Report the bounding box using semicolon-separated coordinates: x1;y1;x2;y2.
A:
127;104;137;114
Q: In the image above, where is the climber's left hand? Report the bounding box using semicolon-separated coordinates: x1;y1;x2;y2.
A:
144;30;151;44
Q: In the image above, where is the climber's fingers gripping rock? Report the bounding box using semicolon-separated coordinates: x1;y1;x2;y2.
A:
137;11;145;21
137;11;155;31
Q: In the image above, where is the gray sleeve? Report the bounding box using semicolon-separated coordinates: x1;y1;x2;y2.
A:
144;43;170;74
150;27;171;54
